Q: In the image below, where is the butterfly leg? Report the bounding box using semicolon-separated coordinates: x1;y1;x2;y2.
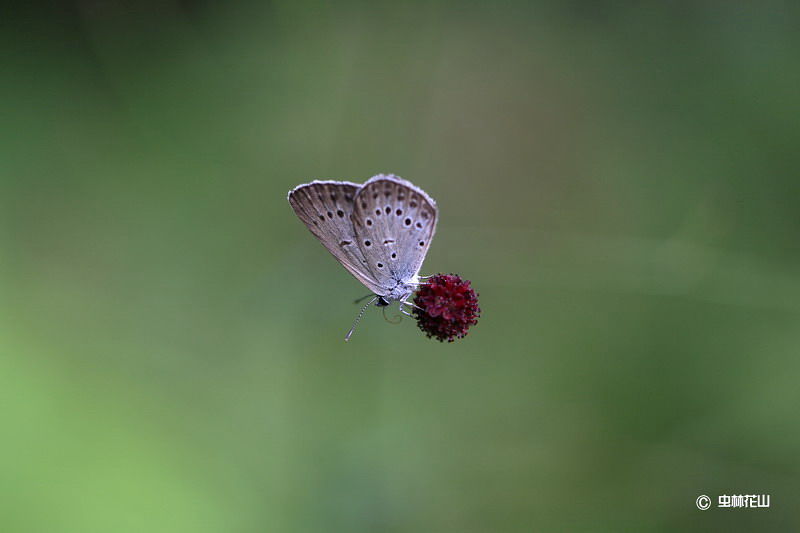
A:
398;299;422;316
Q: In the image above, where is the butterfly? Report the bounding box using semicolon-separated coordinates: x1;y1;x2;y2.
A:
288;174;438;339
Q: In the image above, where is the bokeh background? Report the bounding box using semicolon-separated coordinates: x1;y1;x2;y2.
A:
2;1;799;531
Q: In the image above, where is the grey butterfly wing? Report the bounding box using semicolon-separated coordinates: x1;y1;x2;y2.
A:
288;180;384;295
351;174;437;292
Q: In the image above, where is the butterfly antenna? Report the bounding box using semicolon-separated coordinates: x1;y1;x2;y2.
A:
353;293;374;304
345;296;378;341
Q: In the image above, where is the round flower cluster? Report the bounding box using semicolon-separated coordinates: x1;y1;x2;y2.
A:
413;274;480;342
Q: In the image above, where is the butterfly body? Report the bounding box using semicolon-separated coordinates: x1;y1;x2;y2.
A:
288;174;437;308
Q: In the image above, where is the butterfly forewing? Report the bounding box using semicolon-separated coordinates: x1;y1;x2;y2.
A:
351;175;437;292
288;181;384;294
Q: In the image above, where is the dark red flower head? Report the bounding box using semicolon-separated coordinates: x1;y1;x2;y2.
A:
413;273;480;342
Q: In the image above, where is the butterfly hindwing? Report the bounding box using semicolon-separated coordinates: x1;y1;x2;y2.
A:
351;175;437;292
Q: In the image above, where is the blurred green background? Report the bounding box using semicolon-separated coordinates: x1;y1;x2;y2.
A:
2;1;799;531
